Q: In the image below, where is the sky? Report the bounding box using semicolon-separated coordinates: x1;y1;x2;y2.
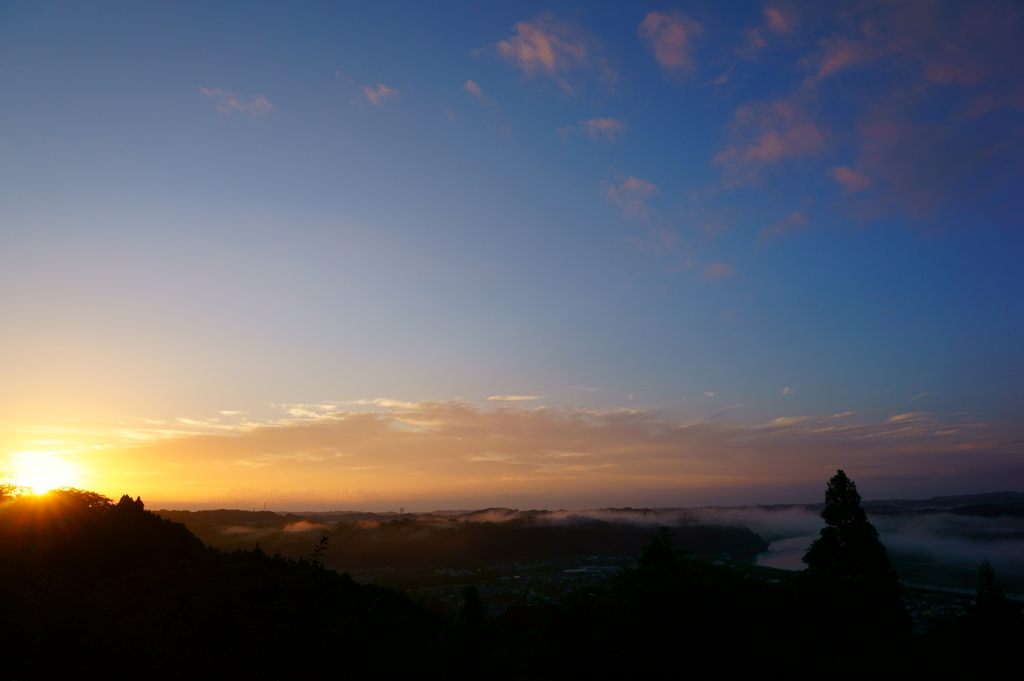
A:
1;0;1022;510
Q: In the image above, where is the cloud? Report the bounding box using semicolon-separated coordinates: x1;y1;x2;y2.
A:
485;395;543;402
198;87;274;115
830;166;871;194
583;117;625;140
911;392;931;401
723;1;1024;223
560;117;626;142
490;16;619;96
363;84;399;107
781;387;793;396
715;95;825;182
462;79;498;107
638;10;704;74
756;210;810;246
605;175;659;218
703;262;736;281
89;401;1022;510
812;36;874;81
763;7;794;34
741;7;797;57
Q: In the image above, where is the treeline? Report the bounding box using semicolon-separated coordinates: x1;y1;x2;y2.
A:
287;516;765;568
0;490;439;678
0;474;1021;679
155;508;769;567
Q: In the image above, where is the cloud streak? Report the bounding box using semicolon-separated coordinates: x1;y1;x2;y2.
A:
559;117;626;142
605;175;659;218
363;84;399;107
198;87;274;115
490;15;619;96
78;401;1022;510
756;210;810;246
721;1;1024;222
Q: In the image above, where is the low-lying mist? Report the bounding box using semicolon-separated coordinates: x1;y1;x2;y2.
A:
157;494;1024;594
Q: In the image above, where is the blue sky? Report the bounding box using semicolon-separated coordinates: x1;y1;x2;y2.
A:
1;1;1021;508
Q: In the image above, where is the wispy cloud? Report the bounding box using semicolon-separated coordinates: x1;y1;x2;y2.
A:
363;84;399;107
605;174;659;218
704;262;736;281
830;165;871;194
741;6;797;57
462;79;495;106
559;117;626;142
756;210;810;247
911;392;932;401
724;2;1024;222
93;401;1018;509
485;395;543;402
198;87;274;115
715;95;825;182
488;15;619;96
638;10;704;74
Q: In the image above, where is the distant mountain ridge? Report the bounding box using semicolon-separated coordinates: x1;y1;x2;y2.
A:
861;491;1024;510
157;491;1024;522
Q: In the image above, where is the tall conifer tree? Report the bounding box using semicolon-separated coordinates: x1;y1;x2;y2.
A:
804;470;896;585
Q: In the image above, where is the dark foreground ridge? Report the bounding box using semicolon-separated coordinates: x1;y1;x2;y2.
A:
0;477;1021;679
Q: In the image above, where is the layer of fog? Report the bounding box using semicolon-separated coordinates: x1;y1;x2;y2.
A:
688;505;1024;582
209;504;1024;588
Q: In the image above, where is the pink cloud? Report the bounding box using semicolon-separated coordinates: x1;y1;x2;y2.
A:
463;80;483;99
198;87;274;116
563;117;626;142
638;10;704;73
830;166;871;194
704;262;736;281
720;2;1024;222
605;175;659;218
584;117;625;140
756;210;810;246
741;7;797;57
813;36;874;80
492;16;618;96
763;7;794;34
715;96;825;179
363;84;399;107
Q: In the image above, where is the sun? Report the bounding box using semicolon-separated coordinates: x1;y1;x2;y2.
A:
10;452;80;494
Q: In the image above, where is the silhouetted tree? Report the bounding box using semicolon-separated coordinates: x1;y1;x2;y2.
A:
458;584;486;631
803;469;895;585
0;483;21;502
637;527;681;569
798;469;910;660
308;532;330;565
977;559;1005;606
971;559;1021;627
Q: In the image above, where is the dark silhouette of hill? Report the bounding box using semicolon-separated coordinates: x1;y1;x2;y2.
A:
861;491;1024;510
0;489;441;677
1;481;1020;679
154;507;769;569
319;516;767;569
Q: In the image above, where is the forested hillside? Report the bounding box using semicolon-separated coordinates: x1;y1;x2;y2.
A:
0;477;1020;679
